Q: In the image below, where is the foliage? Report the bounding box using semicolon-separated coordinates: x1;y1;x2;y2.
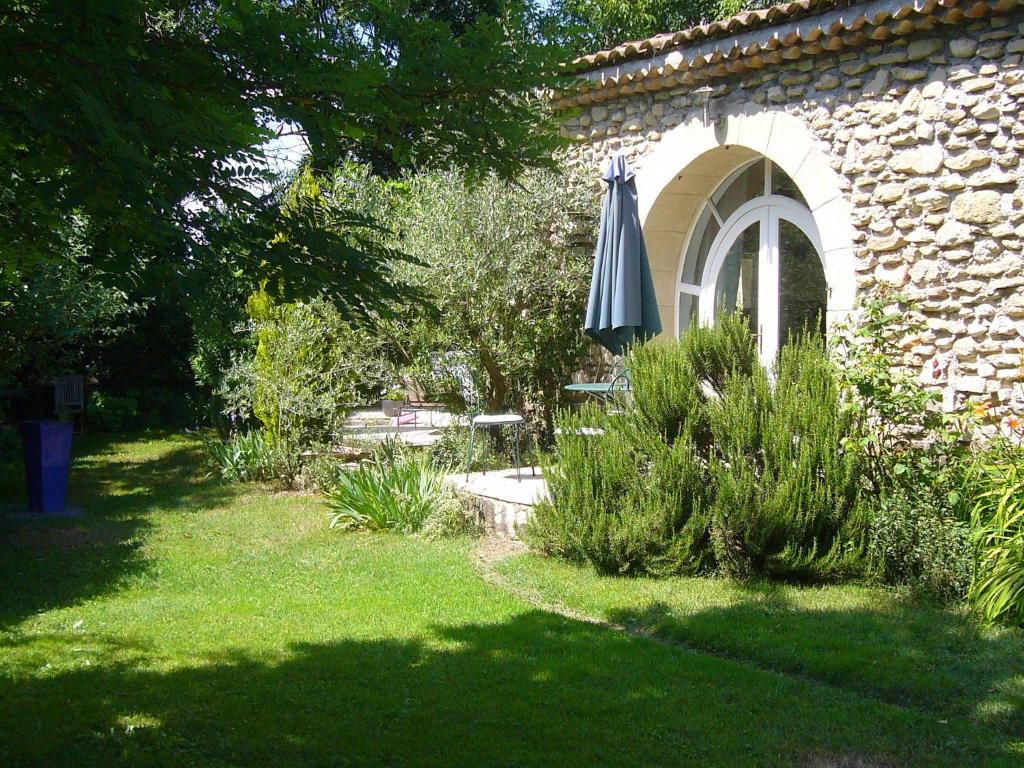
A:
835;291;976;597
626;312;756;448
221;292;393;458
205;430;285;484
2;0;574;424
531;319;863;580
969;443;1024;625
707;334;866;581
1;0;569;300
87;392;140;433
420;492;479;540
548;0;772;55
835;291;970;499
388;166;598;432
428;424;503;473
326;442;462;534
868;490;975;601
298;453;352;495
0;229;136;387
528;404;711;576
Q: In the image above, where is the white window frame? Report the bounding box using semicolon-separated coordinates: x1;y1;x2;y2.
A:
674;156;825;367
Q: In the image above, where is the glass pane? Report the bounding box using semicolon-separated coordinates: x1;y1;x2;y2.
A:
677;292;698;336
770;161;807;205
779;218;827;347
713;159;765;221
714;221;760;338
681;206;719;285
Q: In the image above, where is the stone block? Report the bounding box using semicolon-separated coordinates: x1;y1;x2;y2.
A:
950;38;978;58
944;149;992;171
952;190;1003;224
891;144;944;174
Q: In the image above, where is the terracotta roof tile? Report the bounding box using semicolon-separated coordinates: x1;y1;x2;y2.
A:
571;0;875;71
553;0;1020;108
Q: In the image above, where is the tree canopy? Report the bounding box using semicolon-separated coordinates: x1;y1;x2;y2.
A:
548;0;771;55
0;0;567;308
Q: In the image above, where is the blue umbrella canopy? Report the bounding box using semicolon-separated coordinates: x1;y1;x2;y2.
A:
584;155;662;356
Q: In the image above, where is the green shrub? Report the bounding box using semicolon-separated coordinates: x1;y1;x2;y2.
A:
87;391;139;432
527;405;711;576
206;430;284;484
299;453;351;494
428;423;516;473
421;494;478;540
969;447;1024;625
220;291;392;460
530;320;865;582
868;488;975;600
707;334;866;581
684;311;758;394
327;444;463;535
834;291;976;599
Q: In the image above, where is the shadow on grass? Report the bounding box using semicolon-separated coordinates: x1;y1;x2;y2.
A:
604;588;1024;741
0;611;1015;768
0;432;235;628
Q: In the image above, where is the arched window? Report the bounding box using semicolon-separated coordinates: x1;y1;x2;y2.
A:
675;158;827;366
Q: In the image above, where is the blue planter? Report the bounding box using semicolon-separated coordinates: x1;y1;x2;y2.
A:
20;420;73;514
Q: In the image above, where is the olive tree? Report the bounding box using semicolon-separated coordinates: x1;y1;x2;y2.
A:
392;166;599;432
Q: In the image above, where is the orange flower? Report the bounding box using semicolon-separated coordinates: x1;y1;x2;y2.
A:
1007;414;1022;432
973;401;991;418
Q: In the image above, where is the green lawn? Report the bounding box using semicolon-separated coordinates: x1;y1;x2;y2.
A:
0;434;1021;766
497;554;1024;745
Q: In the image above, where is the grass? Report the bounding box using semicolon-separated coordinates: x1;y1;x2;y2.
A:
497;553;1024;745
0;433;1019;766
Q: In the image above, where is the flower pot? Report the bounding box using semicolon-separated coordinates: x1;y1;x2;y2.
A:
20;420;73;514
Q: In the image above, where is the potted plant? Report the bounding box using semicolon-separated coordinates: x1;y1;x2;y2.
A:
380;386;407;418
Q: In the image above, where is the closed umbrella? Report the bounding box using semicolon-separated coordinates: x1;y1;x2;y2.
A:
584;155;662;355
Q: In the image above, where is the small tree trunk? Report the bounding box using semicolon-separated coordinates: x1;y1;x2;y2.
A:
478;344;507;412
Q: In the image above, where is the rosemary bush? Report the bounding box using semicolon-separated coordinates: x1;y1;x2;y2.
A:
708;334;866;581
526;404;711;576
529;318;862;580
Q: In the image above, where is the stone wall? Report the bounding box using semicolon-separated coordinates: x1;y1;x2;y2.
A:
560;11;1024;420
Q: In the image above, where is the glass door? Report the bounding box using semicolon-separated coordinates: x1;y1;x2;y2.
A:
777;217;827;347
701;199;824;367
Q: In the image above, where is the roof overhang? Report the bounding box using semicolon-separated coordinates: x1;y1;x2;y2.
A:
552;0;1021;109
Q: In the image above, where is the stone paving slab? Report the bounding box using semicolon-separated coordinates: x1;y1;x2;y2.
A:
448;468;547;506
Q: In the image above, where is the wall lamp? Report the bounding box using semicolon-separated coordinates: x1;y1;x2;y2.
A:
694;86;722;128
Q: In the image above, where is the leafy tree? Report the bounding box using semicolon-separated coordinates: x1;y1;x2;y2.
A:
0;224;136;387
388;166;598;430
0;0;568;308
548;0;771;55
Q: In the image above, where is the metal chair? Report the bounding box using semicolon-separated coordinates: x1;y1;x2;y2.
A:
54;375;84;434
440;355;531;482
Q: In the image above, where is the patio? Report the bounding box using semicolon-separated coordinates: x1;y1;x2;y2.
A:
342;407;454;447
